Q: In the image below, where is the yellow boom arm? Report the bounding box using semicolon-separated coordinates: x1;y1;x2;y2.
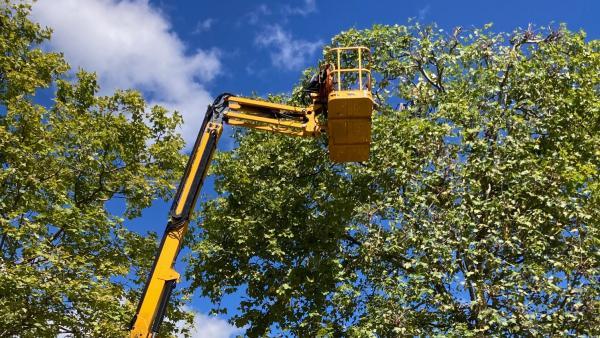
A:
129;94;324;337
130;46;373;337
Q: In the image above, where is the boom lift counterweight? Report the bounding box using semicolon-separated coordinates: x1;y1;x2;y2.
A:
129;47;373;337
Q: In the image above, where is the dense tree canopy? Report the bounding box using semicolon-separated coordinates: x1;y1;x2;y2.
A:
187;23;599;336
2;1;599;336
0;2;190;336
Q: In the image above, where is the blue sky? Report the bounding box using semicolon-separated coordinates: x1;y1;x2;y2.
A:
30;0;599;337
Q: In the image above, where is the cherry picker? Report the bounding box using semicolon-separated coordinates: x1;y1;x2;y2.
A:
129;47;374;337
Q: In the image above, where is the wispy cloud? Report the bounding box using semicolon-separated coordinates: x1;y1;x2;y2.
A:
241;1;317;27
282;0;317;17
255;25;322;71
194;18;216;34
245;4;271;25
417;4;431;21
32;0;221;148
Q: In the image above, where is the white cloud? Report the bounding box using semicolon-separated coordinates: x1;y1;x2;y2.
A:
255;25;322;71
417;4;431;21
283;0;317;17
177;306;242;338
32;0;221;147
245;4;271;25
194;18;215;34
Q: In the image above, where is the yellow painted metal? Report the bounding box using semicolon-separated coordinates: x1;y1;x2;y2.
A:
326;47;374;162
337;48;341;91
330;46;369;51
227;96;307;114
327;90;373;162
129;123;223;338
332;68;368;73
224;96;322;137
358;48;362;90
174;122;222;216
328;46;371;90
129;226;186;338
226;121;305;137
226;112;307;128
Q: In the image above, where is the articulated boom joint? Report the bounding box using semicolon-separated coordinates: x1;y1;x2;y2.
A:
222;95;324;138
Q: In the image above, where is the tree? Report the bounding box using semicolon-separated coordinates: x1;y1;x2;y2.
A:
187;23;599;336
0;2;191;336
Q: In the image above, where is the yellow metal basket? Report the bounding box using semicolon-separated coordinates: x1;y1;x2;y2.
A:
326;46;374;162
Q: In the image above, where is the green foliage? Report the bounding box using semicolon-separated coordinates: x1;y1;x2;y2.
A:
188;23;600;336
0;2;190;336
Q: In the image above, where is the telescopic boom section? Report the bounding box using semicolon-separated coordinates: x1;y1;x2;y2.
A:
129;94;322;337
224;96;323;137
128;102;222;338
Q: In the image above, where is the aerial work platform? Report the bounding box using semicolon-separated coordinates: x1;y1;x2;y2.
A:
130;46;375;337
326;47;373;162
